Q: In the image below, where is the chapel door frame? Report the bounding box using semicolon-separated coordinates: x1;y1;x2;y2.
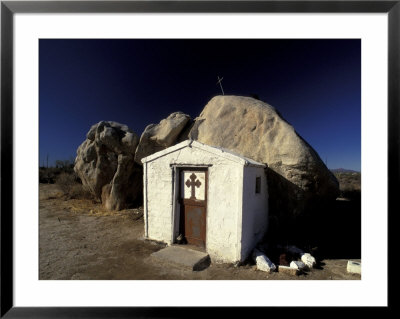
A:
171;165;209;249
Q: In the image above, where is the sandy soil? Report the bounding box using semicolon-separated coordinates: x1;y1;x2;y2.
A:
39;184;361;280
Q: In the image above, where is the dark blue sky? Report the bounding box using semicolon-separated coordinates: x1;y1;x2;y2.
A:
39;39;361;171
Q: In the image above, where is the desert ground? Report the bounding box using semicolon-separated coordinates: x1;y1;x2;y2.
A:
39;183;361;280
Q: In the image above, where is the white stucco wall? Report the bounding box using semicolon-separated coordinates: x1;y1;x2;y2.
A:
206;158;242;262
240;166;269;261
143;157;175;242
143;144;244;263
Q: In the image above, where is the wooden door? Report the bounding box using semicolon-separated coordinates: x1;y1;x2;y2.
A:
179;169;207;248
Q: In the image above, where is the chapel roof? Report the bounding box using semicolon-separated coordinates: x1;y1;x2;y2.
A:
141;140;266;168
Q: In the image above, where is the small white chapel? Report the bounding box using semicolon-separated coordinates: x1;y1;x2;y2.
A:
141;140;269;263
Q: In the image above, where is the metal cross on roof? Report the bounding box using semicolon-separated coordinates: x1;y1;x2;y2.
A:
216;76;224;95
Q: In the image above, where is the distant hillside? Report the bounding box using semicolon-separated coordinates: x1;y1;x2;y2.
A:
330;169;361;200
330;168;360;174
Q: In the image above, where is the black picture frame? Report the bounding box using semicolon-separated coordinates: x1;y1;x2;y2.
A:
1;0;396;317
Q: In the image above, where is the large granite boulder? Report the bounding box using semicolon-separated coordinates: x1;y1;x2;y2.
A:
134;112;191;164
74;121;142;210
188;95;339;237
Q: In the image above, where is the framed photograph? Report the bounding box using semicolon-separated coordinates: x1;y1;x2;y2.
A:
1;0;396;317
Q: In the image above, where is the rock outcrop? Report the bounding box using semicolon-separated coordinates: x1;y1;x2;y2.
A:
74;121;142;210
134;112;191;164
74;96;339;223
188;95;339;235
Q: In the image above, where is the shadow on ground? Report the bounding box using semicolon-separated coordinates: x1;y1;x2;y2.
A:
266;196;361;260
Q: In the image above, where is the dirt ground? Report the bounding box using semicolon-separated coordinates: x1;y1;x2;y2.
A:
39;184;361;280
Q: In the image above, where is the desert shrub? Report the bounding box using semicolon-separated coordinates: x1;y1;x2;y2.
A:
39;167;59;183
55;172;93;200
68;183;94;200
333;171;361;200
39;159;75;184
54;160;75;174
55;172;77;196
340;188;361;201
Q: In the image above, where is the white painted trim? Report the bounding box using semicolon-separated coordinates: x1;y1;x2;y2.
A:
141;140;266;168
169;163;212;168
171;166;179;244
143;161;148;238
264;168;270;234
236;166;245;262
141;141;190;163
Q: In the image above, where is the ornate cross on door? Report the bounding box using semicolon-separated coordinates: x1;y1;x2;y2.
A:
185;173;202;199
